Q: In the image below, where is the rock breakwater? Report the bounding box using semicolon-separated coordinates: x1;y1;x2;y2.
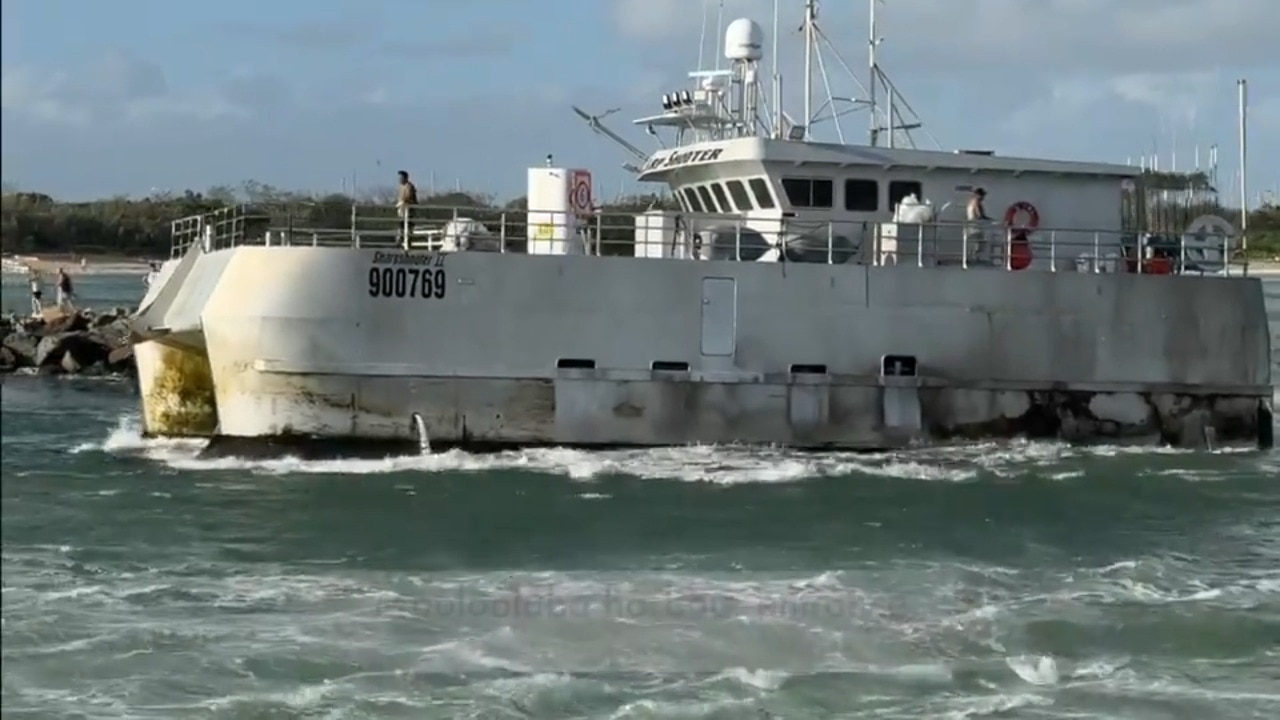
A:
1;309;136;377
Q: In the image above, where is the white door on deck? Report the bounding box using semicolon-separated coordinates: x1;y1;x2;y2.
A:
700;277;737;356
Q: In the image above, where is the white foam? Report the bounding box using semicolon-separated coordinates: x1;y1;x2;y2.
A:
69;414;1273;484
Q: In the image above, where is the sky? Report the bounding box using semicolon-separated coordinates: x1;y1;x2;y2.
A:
2;0;1278;206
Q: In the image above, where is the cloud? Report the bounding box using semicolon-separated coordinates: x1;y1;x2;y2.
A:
1002;71;1222;137
1;50;278;127
224;16;518;61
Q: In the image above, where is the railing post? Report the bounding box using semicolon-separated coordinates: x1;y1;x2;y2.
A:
1135;233;1143;274
961;223;968;269
499;212;507;253
595;212;603;256
1093;231;1100;273
827;221;834;264
916;224;923;267
1005;229;1012;271
735;220;742;261
351;204;358;248
1049;230;1056;271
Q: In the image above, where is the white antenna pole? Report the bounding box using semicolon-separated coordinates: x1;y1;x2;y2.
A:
868;0;878;146
772;0;781;138
1238;78;1248;257
714;0;724;71
697;2;709;72
803;0;815;140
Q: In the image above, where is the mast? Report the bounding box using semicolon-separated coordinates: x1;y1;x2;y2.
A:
803;0;815;140
1238;78;1248;259
772;0;781;138
868;0;878;146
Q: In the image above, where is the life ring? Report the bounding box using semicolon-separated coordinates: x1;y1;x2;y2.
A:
1004;201;1040;231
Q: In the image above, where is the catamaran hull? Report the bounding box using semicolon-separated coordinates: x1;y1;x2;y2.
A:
132;246;1275;456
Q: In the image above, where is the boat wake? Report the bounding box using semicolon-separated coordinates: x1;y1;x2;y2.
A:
68;414;1274;483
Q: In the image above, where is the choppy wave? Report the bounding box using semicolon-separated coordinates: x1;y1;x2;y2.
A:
4;549;1278;719
6;358;1280;719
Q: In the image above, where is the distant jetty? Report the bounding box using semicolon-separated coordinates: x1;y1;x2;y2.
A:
1;309;136;377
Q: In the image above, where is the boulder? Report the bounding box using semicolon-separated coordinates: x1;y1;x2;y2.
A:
2;331;38;366
34;331;112;369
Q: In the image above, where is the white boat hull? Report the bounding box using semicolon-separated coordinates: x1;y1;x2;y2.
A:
130;246;1274;454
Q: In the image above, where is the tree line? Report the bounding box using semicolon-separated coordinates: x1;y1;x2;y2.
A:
1;176;1277;259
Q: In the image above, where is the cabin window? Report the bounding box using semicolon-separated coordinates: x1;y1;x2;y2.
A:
672;190;689;212
682;187;704;213
725;180;754;211
889;180;924;210
696;185;718;212
710;183;733;213
748;178;776;209
781;178;834;208
844;179;878;211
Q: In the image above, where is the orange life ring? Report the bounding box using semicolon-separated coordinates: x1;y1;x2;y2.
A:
1004;201;1040;231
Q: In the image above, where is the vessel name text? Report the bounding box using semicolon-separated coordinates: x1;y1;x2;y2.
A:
642;148;724;171
371;251;445;268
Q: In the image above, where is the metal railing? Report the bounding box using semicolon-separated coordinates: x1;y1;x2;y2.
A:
168;204;1251;277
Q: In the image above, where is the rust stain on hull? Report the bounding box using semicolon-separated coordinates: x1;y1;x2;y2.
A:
143;343;218;436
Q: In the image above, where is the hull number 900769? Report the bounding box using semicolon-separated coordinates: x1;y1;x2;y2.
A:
368;266;446;299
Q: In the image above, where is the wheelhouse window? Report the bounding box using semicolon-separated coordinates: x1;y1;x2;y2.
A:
725;180;754;211
681;187;704;213
696;185;718;212
781;178;834;208
710;183;733;213
844;179;878;211
889;180;924;210
748;178;776;209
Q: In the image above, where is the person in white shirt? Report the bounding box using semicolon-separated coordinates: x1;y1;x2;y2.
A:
965;187;991;260
28;269;43;315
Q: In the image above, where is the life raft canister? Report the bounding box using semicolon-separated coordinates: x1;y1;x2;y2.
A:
1142;255;1174;275
1003;201;1039;271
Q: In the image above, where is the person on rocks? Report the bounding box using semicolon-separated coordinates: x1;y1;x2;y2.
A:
55;267;76;312
28;269;43;315
396;170;419;243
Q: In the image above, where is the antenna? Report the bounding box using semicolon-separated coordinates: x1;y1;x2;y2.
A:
571;106;649;165
868;0;877;146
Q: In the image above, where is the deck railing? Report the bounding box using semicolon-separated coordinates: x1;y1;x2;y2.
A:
168;203;1250;277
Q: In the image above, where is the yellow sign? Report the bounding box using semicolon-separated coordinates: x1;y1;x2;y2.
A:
535;223;554;239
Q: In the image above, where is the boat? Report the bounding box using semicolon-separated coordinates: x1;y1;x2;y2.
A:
130;1;1273;456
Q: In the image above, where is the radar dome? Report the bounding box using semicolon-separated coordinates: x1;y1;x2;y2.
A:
724;18;764;62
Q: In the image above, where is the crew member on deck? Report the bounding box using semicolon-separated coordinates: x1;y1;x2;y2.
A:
965;187;991;258
396;170;418;241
